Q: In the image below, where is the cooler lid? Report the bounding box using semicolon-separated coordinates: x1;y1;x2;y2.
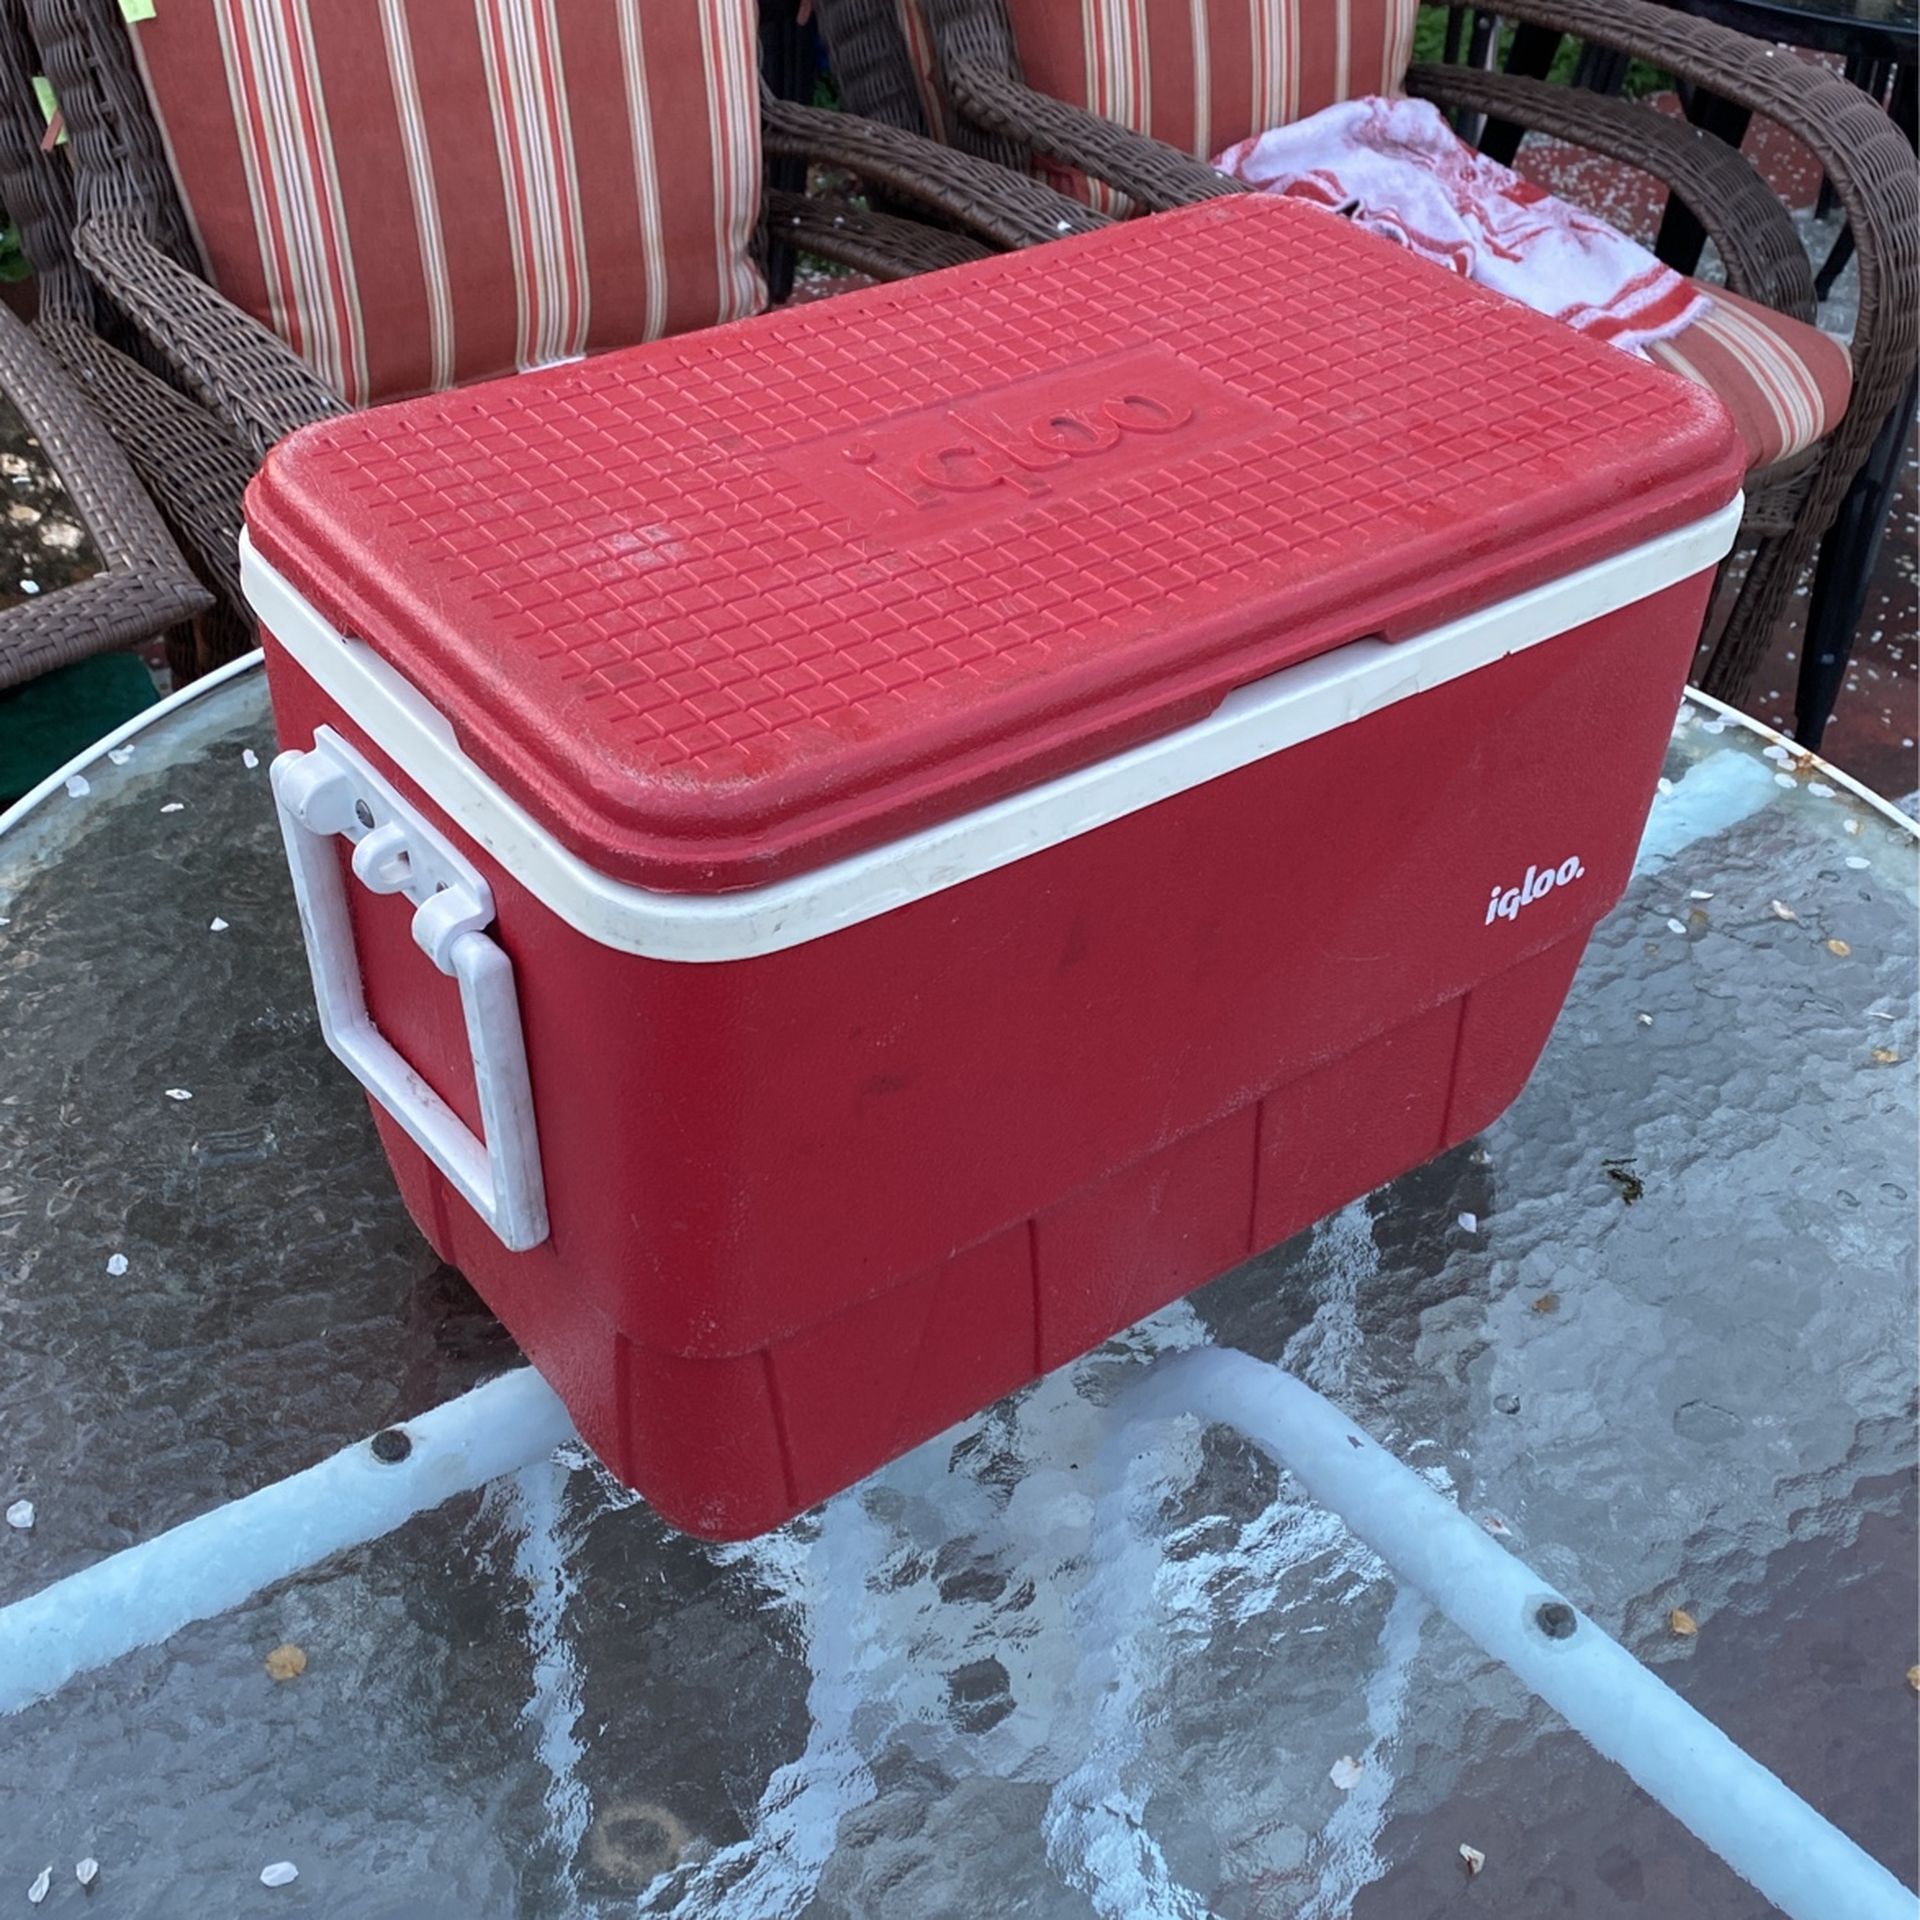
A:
246;195;1742;894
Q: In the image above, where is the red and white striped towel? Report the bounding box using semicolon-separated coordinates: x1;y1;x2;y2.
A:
1217;96;1706;354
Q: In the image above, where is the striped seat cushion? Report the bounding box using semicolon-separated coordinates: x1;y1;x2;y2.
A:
125;1;764;408
1649;285;1852;471
904;0;1420;210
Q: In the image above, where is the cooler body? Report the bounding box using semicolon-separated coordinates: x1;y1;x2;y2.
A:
243;195;1745;1537
256;551;1719;1538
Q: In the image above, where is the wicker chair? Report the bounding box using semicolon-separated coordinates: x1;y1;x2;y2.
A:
0;4;214;690
817;0;1919;726
15;0;1102;665
0;297;210;691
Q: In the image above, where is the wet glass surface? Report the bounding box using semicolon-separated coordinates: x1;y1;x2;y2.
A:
0;672;1914;1918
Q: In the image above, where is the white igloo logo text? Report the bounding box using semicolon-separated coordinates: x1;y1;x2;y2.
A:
1486;856;1585;925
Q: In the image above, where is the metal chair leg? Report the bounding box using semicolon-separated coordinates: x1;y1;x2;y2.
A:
760;0;821;305
1793;375;1916;751
1655;88;1752;274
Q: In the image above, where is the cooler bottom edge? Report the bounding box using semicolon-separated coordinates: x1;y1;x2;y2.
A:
378;933;1587;1540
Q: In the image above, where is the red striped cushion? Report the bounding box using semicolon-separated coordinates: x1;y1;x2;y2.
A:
125;1;764;408
905;0;1419;210
1647;285;1852;471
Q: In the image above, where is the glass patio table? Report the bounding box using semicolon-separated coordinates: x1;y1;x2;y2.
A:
0;660;1914;1918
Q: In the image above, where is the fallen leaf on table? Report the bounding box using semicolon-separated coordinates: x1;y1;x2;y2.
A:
259;1862;299;1889
264;1643;307;1682
1826;939;1851;958
1688;889;1715;901
1457;1212;1477;1234
1329;1755;1363;1791
1871;1049;1901;1067
1531;1292;1560;1315
75;1859;98;1889
1769;900;1798;922
1459;1843;1486;1878
27;1867;50;1906
6;1498;33;1530
1907;1665;1918;1694
1669;1607;1699;1638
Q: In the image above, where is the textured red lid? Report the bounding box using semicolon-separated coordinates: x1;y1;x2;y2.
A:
247;195;1741;893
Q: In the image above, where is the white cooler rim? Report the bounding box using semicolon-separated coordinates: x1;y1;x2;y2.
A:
242;497;1742;963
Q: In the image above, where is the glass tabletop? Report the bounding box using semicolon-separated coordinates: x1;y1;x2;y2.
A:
0;393;105;611
1;666;1914;1918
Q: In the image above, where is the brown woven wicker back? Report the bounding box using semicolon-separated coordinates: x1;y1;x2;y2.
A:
0;0;89;323
28;0;201;270
821;0;1031;172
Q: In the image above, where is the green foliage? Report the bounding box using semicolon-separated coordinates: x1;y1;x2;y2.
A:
0;217;29;284
1413;5;1670;100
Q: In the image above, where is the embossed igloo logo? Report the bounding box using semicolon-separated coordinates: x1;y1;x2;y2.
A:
1486;856;1585;924
777;347;1274;545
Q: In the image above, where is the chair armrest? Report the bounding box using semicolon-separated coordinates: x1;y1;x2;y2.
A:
73;212;343;463
760;93;1108;247
766;190;992;280
37;316;257;619
941;57;1248;213
0;303;211;690
1472;0;1916;447
1404;64;1818;320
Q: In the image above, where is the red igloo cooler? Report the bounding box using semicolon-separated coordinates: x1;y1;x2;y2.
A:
244;195;1743;1538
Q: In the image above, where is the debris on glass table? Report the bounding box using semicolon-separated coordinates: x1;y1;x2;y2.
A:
263;1643;307;1682
1603;1158;1646;1205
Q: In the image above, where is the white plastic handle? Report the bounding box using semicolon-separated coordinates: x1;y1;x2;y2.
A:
271;728;549;1251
